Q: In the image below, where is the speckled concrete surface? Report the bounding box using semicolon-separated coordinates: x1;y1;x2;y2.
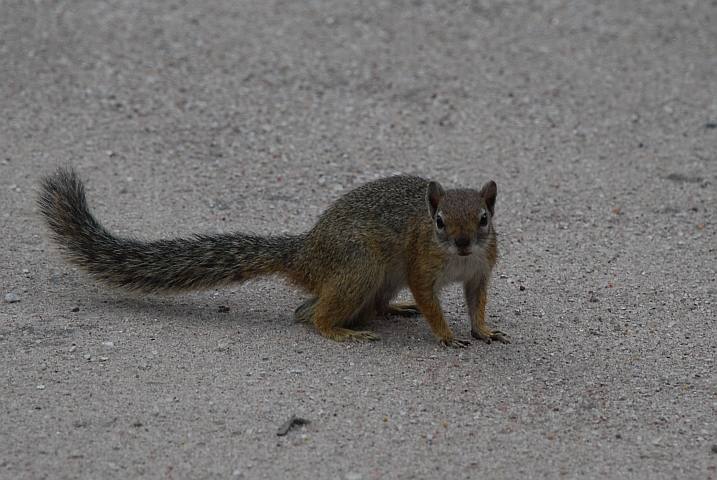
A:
1;1;716;478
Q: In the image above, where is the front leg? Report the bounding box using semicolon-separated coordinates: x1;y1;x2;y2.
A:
464;275;509;344
408;277;470;348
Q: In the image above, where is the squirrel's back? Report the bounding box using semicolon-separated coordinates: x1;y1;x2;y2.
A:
319;175;429;225
309;175;429;246
294;175;430;287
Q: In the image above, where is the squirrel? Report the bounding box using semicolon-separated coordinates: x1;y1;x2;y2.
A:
37;167;509;348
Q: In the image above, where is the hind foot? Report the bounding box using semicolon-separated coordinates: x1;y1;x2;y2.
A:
294;297;316;324
440;338;471;348
316;326;380;343
387;301;421;317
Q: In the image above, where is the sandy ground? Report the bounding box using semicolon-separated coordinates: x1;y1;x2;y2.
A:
1;1;716;478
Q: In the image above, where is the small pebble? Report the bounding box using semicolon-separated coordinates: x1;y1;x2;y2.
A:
36;385;45;390
277;415;310;436
712;444;717;454
4;293;20;303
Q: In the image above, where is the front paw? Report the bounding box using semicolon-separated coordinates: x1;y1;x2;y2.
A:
471;329;510;344
440;338;471;348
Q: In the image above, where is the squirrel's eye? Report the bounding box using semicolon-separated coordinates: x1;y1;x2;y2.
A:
436;215;445;230
479;213;488;226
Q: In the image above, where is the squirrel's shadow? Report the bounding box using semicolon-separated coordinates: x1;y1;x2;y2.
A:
87;289;393;328
84;289;426;344
90;290;293;327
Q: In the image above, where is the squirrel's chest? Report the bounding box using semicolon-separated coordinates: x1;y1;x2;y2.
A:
435;254;483;286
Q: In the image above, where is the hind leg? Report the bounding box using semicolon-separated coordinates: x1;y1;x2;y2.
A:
342;302;376;329
373;290;421;317
372;278;419;317
311;282;381;342
297;295;374;329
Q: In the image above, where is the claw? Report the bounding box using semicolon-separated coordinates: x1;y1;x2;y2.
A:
387;301;422;317
350;330;381;342
472;329;510;344
440;338;471;348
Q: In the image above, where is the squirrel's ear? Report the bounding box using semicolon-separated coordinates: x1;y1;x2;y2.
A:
426;180;445;218
480;181;497;217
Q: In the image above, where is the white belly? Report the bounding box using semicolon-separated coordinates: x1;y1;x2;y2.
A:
436;253;484;286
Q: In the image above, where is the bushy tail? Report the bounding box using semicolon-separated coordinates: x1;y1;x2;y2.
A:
37;167;306;293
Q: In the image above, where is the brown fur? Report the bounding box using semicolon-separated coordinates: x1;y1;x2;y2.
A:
38;167;508;347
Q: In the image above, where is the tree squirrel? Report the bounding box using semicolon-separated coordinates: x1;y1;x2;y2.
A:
38;167;508;348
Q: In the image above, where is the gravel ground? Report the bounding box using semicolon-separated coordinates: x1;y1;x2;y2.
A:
1;1;716;478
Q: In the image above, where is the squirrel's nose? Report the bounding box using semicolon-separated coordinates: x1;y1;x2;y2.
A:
455;237;470;249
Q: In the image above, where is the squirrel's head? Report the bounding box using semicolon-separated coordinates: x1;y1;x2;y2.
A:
426;180;497;257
